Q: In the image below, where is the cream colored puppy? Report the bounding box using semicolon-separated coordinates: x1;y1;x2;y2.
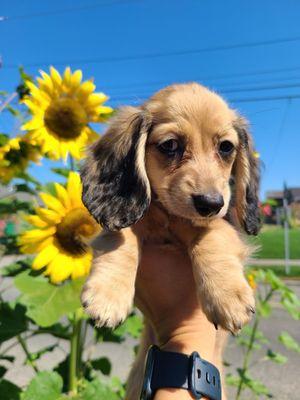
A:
80;83;260;397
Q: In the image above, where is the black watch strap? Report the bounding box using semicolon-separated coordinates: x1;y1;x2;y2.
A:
142;346;222;400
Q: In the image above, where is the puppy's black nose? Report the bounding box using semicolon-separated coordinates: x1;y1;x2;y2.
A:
192;193;224;216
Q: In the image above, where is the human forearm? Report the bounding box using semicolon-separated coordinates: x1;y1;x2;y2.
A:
154;321;217;400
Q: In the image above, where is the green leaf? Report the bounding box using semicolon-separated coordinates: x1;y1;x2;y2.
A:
281;298;300;320
15;270;84;327
237;369;272;396
51;168;70;178
0;303;27;344
14;183;36;195
40;182;57;196
16;171;41;186
35;323;70;340
265;349;287;364
226;373;240;387
0;199;34;215
95;326;124;343
114;314;143;339
90;357;111;376
278;331;300;353
77;379;119;400
257;301;272;318
21;371;63;400
0;259;32;277
265;269;286;290
0;133;9;146
0;379;21;400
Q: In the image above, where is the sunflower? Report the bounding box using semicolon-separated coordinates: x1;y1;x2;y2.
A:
19;172;100;284
0;136;40;184
21;67;113;161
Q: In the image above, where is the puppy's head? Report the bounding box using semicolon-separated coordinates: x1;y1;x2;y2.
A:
81;83;260;234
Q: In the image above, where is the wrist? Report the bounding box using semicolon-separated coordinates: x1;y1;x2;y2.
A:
158;312;217;364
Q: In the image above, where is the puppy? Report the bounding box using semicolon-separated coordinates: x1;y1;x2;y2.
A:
80;83;260;397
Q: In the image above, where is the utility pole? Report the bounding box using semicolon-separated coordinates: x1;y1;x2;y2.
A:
283;182;292;274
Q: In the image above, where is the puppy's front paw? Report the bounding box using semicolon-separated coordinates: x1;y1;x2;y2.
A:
81;277;134;328
200;278;255;335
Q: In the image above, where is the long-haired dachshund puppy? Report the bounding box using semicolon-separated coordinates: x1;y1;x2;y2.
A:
80;83;260;399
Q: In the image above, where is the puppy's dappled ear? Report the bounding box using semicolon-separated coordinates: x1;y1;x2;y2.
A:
232;117;261;235
81;106;151;231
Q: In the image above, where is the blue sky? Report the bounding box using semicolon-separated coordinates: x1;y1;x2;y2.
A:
1;0;300;198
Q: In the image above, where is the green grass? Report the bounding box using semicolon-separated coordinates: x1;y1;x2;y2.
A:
251;226;300;259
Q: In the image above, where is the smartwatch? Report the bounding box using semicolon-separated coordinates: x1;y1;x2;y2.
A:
140;345;221;400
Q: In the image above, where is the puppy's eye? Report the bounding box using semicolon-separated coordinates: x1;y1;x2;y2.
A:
158;139;180;156
218;140;235;157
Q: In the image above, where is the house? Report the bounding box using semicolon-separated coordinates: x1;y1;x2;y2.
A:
265;187;300;225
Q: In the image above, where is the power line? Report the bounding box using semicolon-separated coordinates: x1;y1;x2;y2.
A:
230;94;300;103
0;0;138;22
4;34;300;69
107;79;300;99
108;92;300;104
106;71;300;93
82;64;300;93
222;81;300;94
107;80;300;102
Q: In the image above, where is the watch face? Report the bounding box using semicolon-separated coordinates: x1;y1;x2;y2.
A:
140;345;158;400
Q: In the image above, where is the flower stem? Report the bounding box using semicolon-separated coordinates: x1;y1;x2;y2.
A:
69;310;82;394
236;316;259;399
235;288;274;399
17;334;39;373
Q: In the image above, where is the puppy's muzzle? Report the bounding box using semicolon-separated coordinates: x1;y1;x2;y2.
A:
192;193;224;216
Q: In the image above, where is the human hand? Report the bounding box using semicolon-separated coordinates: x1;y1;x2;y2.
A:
135;244;221;400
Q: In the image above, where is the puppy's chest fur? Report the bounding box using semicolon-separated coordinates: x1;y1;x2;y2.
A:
133;203;197;250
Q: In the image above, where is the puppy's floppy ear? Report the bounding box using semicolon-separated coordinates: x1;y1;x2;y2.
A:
232;117;261;235
81;106;151;231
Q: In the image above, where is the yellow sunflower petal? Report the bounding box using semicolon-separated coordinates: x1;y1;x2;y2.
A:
70;70;82;89
47;254;73;284
32;244;59;270
67;172;82;207
35;207;62;225
76;80;96;100
38;71;55;95
85;93;108;108
25;215;49;228
71;257;89;279
63;67;72;86
19;227;56;244
22;118;44;131
19;237;53;254
50;66;62;87
54;183;71;209
39;192;66;215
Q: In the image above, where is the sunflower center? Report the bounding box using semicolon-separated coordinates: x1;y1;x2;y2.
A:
55;208;98;255
44;98;88;139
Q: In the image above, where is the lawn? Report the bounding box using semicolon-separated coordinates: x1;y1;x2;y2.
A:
252;226;300;259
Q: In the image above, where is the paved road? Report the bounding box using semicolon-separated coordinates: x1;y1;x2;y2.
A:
1;256;299;398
